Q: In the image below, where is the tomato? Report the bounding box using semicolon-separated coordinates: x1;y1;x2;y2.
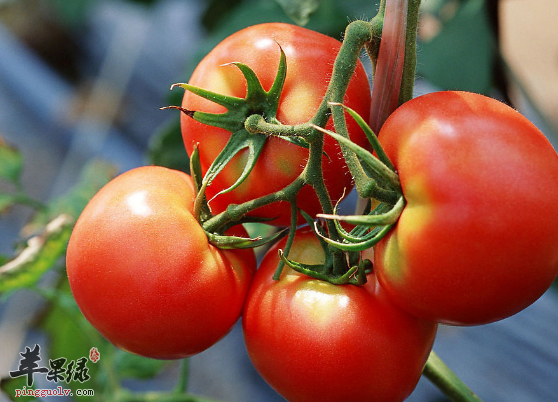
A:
374;91;558;325
242;227;437;402
66;166;256;359
181;23;371;226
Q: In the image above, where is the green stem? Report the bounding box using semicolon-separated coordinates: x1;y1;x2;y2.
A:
301;120;350;276
423;351;484;402
321;20;392;203
318;196;404;226
202;177;305;232
330;103;395;170
10;192;46;211
174;359;190;394
272;200;299;280
244;114;314;138
399;0;421;105
364;0;386;71
311;122;401;194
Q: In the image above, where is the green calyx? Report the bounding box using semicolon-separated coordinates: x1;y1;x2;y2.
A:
170;46;312;202
163;17;405;271
307;102;405;256
315;198;404;252
279;248;372;286
173;47;286;133
272;209;374;286
187;142;286;250
165;46;318;251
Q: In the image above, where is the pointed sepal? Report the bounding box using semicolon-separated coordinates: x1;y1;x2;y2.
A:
165;46;297;201
206;227;287;250
201;129;267;199
278;248;368;285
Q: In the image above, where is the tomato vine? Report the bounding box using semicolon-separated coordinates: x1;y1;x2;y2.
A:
57;1;558;402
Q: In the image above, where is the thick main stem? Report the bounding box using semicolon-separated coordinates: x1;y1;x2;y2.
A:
325;20;389;201
399;0;421;104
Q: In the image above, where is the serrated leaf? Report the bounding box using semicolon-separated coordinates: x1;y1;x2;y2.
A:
26;160;116;233
275;0;321;25
0;215;73;294
1;376;35;401
148;119;190;174
0;137;23;185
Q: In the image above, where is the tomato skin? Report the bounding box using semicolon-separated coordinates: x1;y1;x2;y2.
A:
375;91;558;325
181;23;371;226
242;227;437;402
66;166;256;359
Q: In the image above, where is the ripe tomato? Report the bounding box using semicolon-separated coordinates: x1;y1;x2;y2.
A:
375;91;558;325
66;166;256;359
181;23;371;226
242;227;437;402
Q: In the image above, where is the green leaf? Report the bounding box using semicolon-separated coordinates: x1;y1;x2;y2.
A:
0;160;116;295
275;0;321;25
0;193;17;213
0;192;43;213
26;160;116;231
417;0;495;94
112;351;168;380
1;376;36;401
0;215;73;295
147;119;190;174
39;283;109;401
0;138;23;185
40;282;170;389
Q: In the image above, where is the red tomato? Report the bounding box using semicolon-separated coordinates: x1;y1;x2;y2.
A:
242;227;437;402
66;166;256;359
375;91;558;325
181;23;371;226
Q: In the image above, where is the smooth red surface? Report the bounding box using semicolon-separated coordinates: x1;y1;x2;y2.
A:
375;91;558;325
66;166;256;359
242;227;437;402
181;23;371;226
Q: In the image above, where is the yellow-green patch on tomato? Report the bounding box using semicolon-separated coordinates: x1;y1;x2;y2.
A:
375;91;558;326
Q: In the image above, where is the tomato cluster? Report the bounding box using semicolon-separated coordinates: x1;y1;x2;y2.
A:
66;22;558;402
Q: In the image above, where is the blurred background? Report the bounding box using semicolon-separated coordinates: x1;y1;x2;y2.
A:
0;0;557;401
